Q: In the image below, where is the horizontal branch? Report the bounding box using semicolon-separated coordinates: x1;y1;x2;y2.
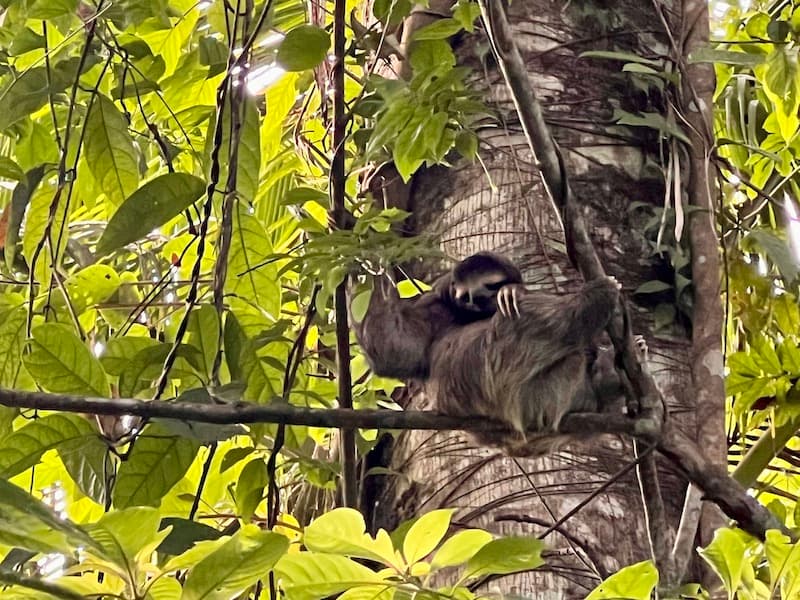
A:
0;387;635;433
0;387;786;541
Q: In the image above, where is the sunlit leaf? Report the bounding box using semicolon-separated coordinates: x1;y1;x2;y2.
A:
585;560;658;600
84;94;140;207
275;552;382;600
403;509;453;565
182;526;288;600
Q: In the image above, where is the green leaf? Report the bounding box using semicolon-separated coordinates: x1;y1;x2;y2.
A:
764;530;800;597
24;324;109;397
21;180;68;285
276;25;331;71
465;537;545;578
585;560;658;599
746;230;799;283
403;508;453;564
226;212;281;320
84;94;140;207
688;48;763;67
206;95;261;203
0;56;99;132
431;529;492;568
412;18;463;41
698;528;748;595
0;478;98;555
96;173;206;255
158;517;224;556
5;165;45;270
0;413;96;478
613;109;691;144
86;507;162;567
59;431;110;506
112;422;200;509
187;304;221;380
304;507;398;565
234;459;268;521
452;0;481;32
350;289;371;323
765;47;798;99
0;157;24;181
634;280;672;295
47;264;121;315
0;306;28;387
409;40;455;75
182;527;289;600
455;130;478;159
275;552;381;600
100;337;160;376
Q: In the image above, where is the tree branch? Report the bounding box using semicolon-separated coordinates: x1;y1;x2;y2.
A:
0;387;786;541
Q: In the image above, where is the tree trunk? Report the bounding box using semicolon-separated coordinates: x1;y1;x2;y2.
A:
372;0;722;595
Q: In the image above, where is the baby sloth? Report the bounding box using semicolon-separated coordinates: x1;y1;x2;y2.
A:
350;253;621;455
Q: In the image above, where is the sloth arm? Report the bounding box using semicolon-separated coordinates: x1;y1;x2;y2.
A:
352;285;453;380
492;278;619;349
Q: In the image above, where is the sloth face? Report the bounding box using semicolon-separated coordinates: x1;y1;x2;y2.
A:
450;273;508;315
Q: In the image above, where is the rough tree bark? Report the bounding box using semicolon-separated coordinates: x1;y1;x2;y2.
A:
371;0;723;596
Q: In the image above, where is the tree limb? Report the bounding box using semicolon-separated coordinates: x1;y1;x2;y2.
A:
0;387;786;541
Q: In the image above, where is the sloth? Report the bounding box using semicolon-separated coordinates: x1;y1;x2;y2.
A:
349;252;524;380
350;253;622;454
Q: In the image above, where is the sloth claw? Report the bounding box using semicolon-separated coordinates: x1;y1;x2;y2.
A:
497;285;521;319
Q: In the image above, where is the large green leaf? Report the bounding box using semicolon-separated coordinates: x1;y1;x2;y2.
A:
24;324;109;397
0;413;96;478
96;173;206;255
275;552;382;600
698;528;748;596
276;25;330;71
43;264;121;316
431;529;492;568
182;526;288;600
84;94;140;207
4;165;44;270
402;508;453;564
112;421;200;509
303;507;398;565
0;478;98;555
